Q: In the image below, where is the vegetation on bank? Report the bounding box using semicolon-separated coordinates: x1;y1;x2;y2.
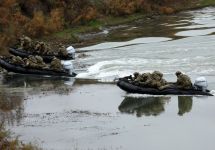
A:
200;0;215;6
0;123;40;150
0;0;215;51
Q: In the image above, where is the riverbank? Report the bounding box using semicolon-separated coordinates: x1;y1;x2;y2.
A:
44;1;215;48
1;0;215;53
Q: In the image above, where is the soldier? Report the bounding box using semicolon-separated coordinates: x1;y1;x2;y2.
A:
175;71;193;90
50;57;63;71
34;41;52;55
34;41;41;53
138;72;151;86
132;72;141;81
58;44;68;56
34;42;45;54
35;56;47;69
24;55;46;69
151;71;167;89
19;36;33;51
24;55;37;68
10;55;25;66
140;71;167;90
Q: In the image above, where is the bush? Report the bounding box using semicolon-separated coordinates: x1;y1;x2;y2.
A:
25;11;47;37
47;8;64;32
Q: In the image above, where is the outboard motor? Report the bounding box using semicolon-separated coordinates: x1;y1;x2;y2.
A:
66;46;75;59
194;77;208;92
61;60;75;75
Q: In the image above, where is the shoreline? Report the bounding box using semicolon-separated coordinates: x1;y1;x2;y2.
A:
43;3;215;49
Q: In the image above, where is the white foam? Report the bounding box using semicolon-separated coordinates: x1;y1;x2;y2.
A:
76;54;215;82
76;59;151;80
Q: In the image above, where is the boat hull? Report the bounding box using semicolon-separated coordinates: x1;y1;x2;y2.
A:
117;78;213;96
0;58;76;77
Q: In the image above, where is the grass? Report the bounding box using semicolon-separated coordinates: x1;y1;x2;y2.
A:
45;0;215;45
0;123;40;150
56;20;102;36
52;13;146;41
200;0;215;6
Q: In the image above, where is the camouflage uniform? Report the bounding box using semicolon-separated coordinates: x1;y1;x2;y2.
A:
24;55;47;69
34;42;48;54
132;72;140;81
58;45;68;56
140;71;167;89
19;36;32;51
50;57;63;71
175;71;193;90
10;55;25;66
35;56;47;69
138;72;151;86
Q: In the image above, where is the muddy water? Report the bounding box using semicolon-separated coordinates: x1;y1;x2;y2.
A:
1;7;215;150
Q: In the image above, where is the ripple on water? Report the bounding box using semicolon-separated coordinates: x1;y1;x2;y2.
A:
78;37;172;51
175;28;215;37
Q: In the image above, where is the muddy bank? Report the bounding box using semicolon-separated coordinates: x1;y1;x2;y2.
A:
44;2;215;49
1;0;215;54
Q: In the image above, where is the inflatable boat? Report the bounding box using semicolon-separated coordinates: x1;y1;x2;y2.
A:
9;47;75;62
117;78;213;96
0;57;77;77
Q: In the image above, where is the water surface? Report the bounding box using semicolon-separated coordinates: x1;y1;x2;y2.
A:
1;7;215;150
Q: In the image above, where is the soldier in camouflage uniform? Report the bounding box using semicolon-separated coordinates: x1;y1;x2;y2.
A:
175;71;193;90
50;57;63;71
139;71;167;90
34;41;51;55
58;44;68;57
132;72;140;81
19;36;33;51
137;72;151;86
24;55;47;69
10;55;25;66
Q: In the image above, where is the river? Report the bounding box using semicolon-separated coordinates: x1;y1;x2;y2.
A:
0;7;215;150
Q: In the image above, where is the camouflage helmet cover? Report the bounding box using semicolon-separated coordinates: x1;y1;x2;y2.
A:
152;71;163;77
133;72;140;77
175;71;182;76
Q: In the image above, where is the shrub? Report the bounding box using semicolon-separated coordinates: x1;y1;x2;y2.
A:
103;0;146;16
47;8;64;32
25;11;47;37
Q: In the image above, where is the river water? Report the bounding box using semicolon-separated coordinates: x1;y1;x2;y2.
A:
1;7;215;150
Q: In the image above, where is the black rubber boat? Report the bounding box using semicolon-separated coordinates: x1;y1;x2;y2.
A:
9;47;75;62
0;58;77;77
117;77;213;96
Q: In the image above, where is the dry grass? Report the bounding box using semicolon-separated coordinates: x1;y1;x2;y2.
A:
0;0;214;52
0;123;40;150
